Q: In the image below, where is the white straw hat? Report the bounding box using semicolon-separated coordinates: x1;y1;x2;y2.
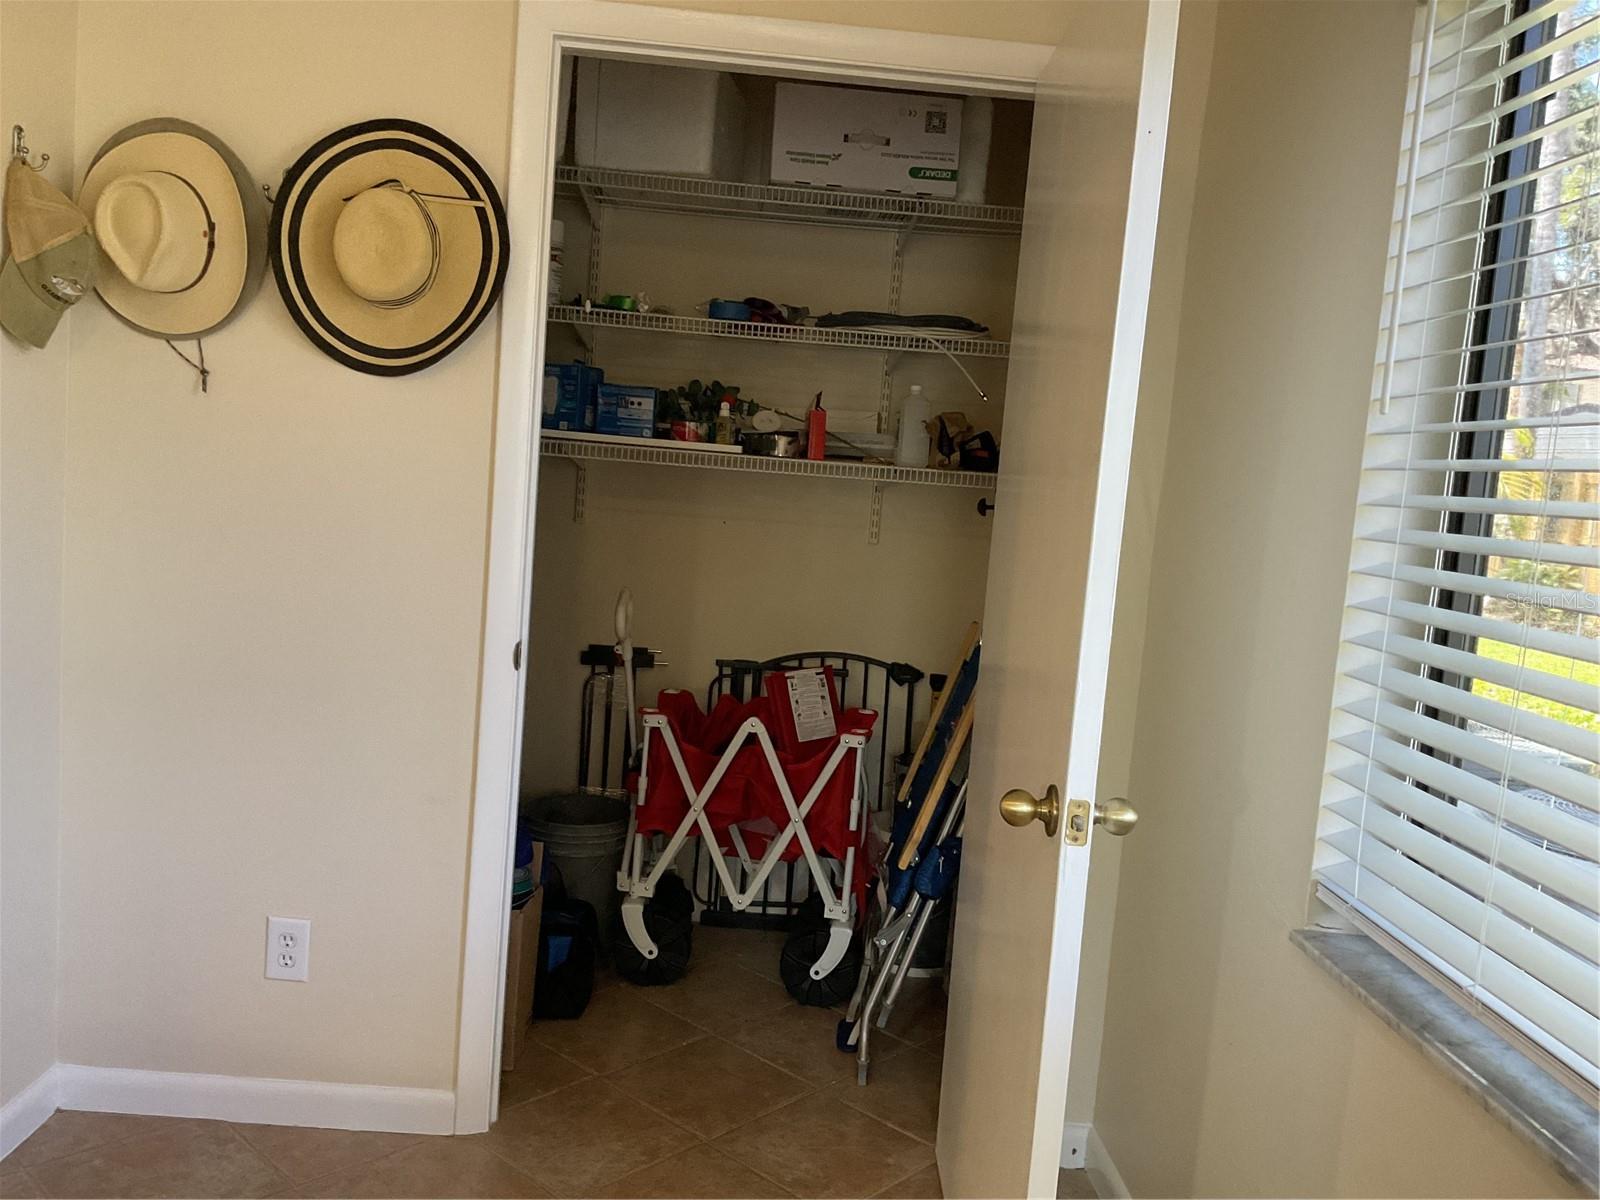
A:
77;119;267;338
269;120;509;376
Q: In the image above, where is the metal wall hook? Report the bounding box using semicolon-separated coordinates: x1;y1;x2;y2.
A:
11;125;49;172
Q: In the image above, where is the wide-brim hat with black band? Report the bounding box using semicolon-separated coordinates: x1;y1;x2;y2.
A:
78;118;268;339
269;119;509;376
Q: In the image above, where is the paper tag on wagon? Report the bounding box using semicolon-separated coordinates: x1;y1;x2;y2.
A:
784;668;838;744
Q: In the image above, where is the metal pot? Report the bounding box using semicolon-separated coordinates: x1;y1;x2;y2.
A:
742;431;804;458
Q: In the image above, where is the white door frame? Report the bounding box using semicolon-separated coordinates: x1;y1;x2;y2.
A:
456;0;1058;1135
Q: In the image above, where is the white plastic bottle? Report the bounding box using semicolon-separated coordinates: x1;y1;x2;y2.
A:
895;384;932;467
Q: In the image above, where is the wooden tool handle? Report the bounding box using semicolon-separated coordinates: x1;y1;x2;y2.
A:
897;702;974;871
894;621;980;810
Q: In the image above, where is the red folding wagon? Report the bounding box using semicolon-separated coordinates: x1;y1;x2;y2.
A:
615;669;877;985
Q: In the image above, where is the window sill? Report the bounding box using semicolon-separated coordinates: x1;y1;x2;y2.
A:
1292;928;1598;1193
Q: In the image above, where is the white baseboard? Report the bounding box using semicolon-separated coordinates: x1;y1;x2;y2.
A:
1060;1122;1090;1170
1;1066;61;1160
53;1065;454;1135
1085;1124;1130;1199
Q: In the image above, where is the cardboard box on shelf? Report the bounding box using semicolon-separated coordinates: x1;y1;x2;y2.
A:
519;839;545;906
596;384;657;438
771;82;962;198
574;58;745;178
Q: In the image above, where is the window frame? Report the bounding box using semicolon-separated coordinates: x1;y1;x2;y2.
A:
1312;0;1599;1104
1427;0;1551;701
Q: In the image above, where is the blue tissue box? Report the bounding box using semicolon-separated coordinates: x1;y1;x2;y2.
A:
542;362;601;431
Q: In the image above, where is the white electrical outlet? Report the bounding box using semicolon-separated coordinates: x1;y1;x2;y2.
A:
265;916;311;982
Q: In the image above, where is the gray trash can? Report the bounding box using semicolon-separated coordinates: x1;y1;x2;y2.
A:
524;791;630;938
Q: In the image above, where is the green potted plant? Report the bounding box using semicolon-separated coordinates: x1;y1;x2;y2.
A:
659;378;753;442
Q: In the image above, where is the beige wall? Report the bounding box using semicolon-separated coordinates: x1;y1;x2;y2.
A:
1092;3;1584;1197
55;0;515;1090
0;0;78;1110
524;468;995;796
41;0;1086;1110
614;0;1076;44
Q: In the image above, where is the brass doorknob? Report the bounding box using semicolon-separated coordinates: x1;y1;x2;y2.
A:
999;785;1060;837
1095;797;1138;836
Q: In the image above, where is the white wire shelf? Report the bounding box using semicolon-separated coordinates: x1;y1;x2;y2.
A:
541;432;998;489
548;305;1010;359
556;165;1025;237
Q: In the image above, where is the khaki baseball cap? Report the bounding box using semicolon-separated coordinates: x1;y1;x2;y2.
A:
1;159;97;349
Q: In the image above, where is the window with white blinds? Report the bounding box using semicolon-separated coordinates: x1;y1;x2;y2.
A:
1318;0;1600;1089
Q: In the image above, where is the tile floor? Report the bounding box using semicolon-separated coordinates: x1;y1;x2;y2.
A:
3;925;1099;1198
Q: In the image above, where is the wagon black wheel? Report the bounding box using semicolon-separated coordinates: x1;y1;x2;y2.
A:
790;890;829;932
650;871;694;920
780;926;861;1006
610;904;692;985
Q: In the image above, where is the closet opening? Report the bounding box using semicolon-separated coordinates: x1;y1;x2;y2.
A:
493;47;1050;1197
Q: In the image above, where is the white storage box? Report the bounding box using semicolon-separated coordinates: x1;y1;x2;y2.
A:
771;83;962;198
574;59;745;178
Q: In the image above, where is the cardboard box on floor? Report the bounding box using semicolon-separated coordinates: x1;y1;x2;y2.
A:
500;886;544;1069
501;843;545;1070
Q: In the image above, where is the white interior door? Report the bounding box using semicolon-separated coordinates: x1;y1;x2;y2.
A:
938;4;1180;1196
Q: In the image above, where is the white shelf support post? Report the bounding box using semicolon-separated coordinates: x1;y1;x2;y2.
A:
585;197;604;299
878;228;910;434
889;226;908;313
573;461;588;524
877;352;894;436
575;182;601;232
868;482;884;545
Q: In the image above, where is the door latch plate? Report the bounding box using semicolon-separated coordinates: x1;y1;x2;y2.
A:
1064;798;1092;846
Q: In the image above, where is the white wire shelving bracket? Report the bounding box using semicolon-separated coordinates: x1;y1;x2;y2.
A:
547;305;1010;360
554;166;1025;238
541;433;996;544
